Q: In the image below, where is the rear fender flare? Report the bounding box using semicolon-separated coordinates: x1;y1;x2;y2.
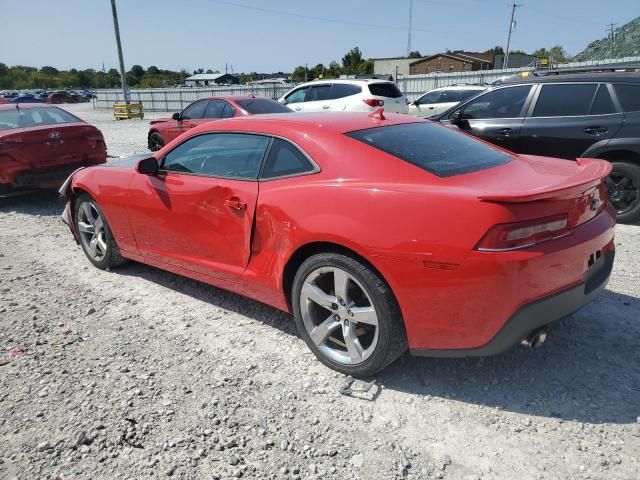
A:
582;138;640;161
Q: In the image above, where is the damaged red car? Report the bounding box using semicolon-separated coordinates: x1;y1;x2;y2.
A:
0;104;106;195
60;111;615;376
147;95;291;151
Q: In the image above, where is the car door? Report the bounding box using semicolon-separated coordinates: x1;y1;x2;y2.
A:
166;100;208;141
127;132;271;281
518;83;624;159
302;84;333;112
444;84;534;153
282;86;309;112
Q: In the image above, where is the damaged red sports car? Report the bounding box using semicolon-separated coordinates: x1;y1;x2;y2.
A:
60;112;615;376
0;104;106;195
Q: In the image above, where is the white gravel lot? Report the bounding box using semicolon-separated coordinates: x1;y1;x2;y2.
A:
0;103;639;480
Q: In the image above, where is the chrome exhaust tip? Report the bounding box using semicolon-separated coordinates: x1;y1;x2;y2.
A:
521;328;547;350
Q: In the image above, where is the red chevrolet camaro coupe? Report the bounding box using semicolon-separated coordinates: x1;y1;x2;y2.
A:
147;96;291;151
60;111;615;376
0;104;106;195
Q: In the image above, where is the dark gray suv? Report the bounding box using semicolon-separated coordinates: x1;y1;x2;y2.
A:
433;70;640;223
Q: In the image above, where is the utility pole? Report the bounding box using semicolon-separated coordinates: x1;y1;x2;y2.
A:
407;0;413;57
607;23;618;59
504;2;521;69
109;0;129;103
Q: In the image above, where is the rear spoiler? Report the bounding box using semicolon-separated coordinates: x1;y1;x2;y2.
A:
478;158;611;203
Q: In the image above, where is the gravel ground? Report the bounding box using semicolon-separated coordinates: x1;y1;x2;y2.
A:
0;104;639;480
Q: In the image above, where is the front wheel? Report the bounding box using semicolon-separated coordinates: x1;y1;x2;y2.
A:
74;194;127;269
606;161;640;224
292;253;407;377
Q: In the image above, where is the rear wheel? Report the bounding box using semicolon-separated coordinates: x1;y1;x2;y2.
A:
292;253;407;377
74;194;127;269
148;132;165;152
606;161;640;224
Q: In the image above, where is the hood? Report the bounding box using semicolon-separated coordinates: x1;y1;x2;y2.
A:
105;153;152;169
149;117;173;125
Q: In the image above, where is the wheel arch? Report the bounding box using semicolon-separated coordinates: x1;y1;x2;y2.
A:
595;149;640;165
281;241;398;313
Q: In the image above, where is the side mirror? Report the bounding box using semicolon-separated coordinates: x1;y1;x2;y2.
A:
277;98;286;105
137;157;159;175
172;112;181;120
451;110;470;128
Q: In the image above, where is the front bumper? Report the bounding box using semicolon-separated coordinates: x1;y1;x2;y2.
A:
411;248;615;357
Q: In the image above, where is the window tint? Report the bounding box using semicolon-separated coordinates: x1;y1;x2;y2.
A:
346;122;512;177
221;103;235;118
533;84;597;117
162;133;270;179
285;87;308;104
0;107;78;131
330;83;361;99
181;100;207;119
417;91;443;104
459;89;483;101
235;98;291;114
368;83;403;98
261;138;316;179
459;85;532;119
590;85;616;115
203;100;225;118
614;84;640;112
307;85;331;101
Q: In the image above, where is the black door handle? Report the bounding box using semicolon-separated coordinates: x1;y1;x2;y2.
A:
584;126;608;135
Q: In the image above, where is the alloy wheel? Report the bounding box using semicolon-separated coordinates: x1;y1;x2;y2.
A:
77;201;108;262
299;266;379;365
606;172;640;215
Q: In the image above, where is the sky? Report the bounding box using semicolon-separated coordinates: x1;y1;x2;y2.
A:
0;0;638;73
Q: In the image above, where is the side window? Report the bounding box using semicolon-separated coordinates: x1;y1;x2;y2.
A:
533;84;597;117
221;103;235;118
614;84;640;112
590;85;616;115
330;84;361;99
181;100;207;119
458;89;483;101
438;91;461;103
203;100;225;118
459;85;532;119
307;85;332;102
261;138;316;179
284;87;308;104
162;133;270;179
417;91;442;104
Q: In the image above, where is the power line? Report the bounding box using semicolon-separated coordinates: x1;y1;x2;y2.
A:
504;2;521;69
208;0;430;33
606;23;618;58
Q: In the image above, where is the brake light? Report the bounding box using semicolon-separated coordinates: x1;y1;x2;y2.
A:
363;99;384;107
475;214;570;251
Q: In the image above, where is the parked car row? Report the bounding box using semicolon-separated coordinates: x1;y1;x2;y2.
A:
0;89;95;104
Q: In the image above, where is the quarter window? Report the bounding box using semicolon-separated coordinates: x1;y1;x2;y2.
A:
162;133;270;180
533;84;597;117
614;84;640;112
590;85;616;115
261;139;316;179
181;100;207;119
459;85;532;119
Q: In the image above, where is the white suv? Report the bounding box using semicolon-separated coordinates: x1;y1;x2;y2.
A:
408;85;485;117
278;79;409;114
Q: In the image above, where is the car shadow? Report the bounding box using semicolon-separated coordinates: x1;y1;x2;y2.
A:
0;190;62;216
114;258;639;425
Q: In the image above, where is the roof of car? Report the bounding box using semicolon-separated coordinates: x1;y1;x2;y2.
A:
0;103;61;111
189;111;421;135
429;85;486;91
503;71;640;85
296;78;395;87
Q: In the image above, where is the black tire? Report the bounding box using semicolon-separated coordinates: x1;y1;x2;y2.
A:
148;132;165;152
292;252;407;377
74;193;127;270
607;161;640;224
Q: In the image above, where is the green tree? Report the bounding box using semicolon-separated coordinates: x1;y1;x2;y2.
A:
408;50;422;58
484;46;504;55
146;65;160;75
549;45;572;63
341;47;364;74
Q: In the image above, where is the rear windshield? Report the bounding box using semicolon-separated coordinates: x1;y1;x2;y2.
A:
368;83;403;98
235;98;291;114
0;107;79;131
346;122;513;177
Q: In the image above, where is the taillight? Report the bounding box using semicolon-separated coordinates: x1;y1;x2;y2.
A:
363;99;384;107
475;214;570;252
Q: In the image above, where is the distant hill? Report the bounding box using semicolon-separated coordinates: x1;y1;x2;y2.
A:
574;16;640;61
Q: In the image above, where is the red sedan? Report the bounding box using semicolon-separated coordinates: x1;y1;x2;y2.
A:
0;104;106;195
147;95;291;151
60;111;615;376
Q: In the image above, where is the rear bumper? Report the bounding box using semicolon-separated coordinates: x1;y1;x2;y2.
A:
411;248;614;357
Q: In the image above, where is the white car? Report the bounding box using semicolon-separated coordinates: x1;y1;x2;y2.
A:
278;79;409;114
408;86;486;117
